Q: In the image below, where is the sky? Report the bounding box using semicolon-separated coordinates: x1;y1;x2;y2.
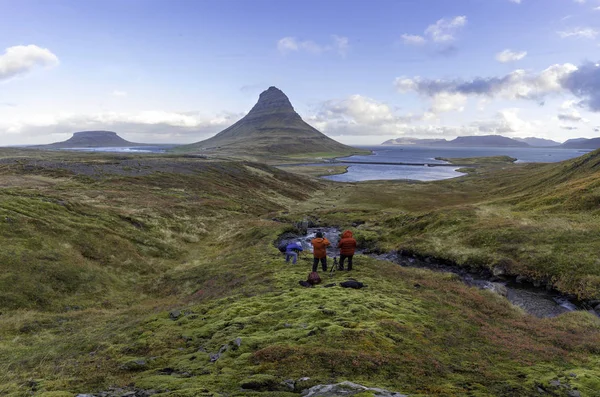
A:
1;0;600;146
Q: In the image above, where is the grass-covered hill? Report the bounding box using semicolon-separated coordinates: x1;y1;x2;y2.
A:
0;148;599;396
174;87;366;159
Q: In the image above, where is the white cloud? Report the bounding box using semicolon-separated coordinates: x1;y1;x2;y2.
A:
395;63;578;103
425;16;467;43
558;28;598;39
111;90;128;97
495;49;527;63
277;35;350;56
277;37;299;53
400;16;467;46
332;35;350;56
509;0;522;3
0;45;59;82
401;34;427;45
308;95;426;136
0;110;242;144
430;92;467;113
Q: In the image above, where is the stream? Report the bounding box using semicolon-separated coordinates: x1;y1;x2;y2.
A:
277;227;599;319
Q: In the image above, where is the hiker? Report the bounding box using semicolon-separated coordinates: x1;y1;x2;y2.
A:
311;231;330;272
337;230;357;271
284;241;303;265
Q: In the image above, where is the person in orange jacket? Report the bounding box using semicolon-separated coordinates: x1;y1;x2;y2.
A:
337;230;357;271
311;231;330;272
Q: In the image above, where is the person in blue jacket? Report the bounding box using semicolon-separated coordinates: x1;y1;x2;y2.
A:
285;241;303;265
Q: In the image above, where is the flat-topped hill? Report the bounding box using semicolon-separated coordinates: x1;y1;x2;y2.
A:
42;130;146;148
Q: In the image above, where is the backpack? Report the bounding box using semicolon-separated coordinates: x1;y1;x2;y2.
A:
307;272;322;285
278;242;287;253
340;280;365;289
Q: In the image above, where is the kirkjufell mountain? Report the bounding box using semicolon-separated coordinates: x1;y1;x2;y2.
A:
177;87;360;156
43;131;145;148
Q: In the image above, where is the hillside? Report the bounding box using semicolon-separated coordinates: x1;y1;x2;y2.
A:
381;135;530;147
447;135;529;147
0;148;599;396
382;137;448;145
41;131;147;148
515;137;561;147
560;137;600;149
176;87;363;158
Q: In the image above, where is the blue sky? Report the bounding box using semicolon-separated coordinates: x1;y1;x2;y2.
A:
0;0;599;145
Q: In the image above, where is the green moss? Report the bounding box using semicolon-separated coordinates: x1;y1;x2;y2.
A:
0;150;599;396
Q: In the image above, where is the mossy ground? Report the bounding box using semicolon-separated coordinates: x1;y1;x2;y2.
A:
0;148;599;396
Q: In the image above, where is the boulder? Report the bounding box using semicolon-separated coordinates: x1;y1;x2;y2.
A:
302;381;407;397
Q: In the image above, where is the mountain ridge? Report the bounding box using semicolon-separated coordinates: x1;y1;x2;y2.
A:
383;135;529;147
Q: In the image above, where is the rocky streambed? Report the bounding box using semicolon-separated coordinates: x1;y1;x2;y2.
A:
278;227;599;319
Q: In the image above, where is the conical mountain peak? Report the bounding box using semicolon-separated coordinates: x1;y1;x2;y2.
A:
246;86;297;119
178;86;360;156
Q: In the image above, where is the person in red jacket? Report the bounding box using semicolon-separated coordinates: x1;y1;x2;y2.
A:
311;231;330;272
337;230;357;271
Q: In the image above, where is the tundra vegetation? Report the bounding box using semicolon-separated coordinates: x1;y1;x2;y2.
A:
0;148;599;396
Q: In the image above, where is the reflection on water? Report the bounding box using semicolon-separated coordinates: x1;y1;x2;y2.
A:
314;145;589;182
324;163;461;182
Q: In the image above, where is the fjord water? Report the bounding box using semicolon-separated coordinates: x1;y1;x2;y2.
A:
61;145;177;153
325;145;589;182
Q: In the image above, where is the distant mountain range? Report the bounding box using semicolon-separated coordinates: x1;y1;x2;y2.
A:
514;137;561;147
39;131;149;148
382;135;600;149
560;138;600;149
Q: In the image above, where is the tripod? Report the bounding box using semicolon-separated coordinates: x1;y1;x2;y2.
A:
329;257;339;277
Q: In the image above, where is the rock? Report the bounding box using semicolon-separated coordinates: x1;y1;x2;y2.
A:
533;280;542;288
537;386;547;393
240;374;280;391
169;310;181;320
549;380;561;387
492;266;506;276
569;373;577;378
321;309;336;315
234;337;242;347
301;381;407;397
210;344;229;362
567;391;581;397
136;391;157;397
119;359;147;371
515;275;527;283
282;379;295;390
595;304;600;312
487;283;508;297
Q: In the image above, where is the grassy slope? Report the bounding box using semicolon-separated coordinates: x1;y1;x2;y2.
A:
300;151;600;299
0;149;599;396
